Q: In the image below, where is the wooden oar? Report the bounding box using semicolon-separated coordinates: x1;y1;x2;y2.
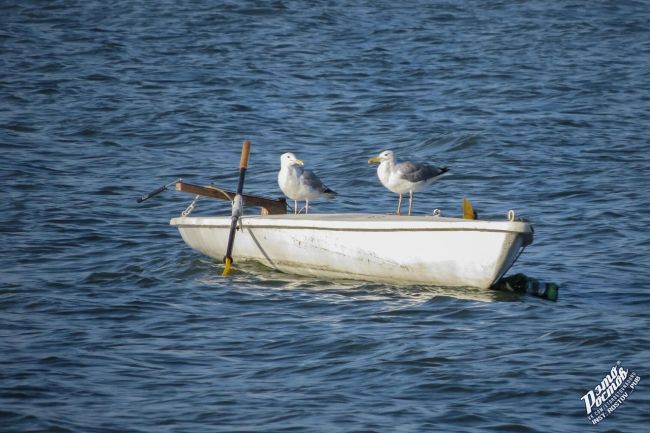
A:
222;139;251;276
175;181;287;215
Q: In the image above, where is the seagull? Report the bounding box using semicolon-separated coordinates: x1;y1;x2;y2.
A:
368;150;449;216
278;152;337;214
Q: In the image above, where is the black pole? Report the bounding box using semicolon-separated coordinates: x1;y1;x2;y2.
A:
137;178;182;203
223;140;251;276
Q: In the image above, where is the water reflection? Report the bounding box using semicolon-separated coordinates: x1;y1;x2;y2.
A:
198;260;557;303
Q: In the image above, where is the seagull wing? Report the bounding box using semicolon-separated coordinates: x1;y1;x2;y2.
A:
302;169;337;196
397;161;449;183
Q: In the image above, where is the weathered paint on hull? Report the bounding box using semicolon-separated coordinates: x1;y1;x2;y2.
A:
170;213;533;289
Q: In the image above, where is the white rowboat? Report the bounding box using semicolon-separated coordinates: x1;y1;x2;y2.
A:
170;213;533;289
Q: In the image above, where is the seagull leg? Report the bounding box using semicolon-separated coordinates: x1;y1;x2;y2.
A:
294;200;298;214
306;200;309;214
408;191;413;216
397;193;402;215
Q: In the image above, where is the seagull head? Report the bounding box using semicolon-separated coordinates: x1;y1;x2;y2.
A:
280;152;304;168
368;150;394;165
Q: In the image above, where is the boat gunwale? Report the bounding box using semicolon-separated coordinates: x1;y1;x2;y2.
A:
170;214;533;235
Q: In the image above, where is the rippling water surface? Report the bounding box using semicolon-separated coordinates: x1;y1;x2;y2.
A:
2;1;649;432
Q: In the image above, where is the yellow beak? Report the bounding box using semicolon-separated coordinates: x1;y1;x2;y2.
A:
293;159;304;166
368;156;382;164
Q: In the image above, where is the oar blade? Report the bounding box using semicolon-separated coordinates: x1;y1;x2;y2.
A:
222;257;233;276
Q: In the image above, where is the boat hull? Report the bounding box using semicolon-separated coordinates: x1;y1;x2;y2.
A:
170;213;533;289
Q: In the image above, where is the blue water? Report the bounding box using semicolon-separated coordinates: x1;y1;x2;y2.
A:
2;1;650;432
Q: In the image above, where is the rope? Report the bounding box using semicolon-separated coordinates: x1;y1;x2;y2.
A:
207;184;234;201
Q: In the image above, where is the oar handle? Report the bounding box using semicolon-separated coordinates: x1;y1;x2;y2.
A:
239;139;250;170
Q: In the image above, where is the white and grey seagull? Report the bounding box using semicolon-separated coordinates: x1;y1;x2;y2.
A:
278;152;337;214
368;150;449;216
